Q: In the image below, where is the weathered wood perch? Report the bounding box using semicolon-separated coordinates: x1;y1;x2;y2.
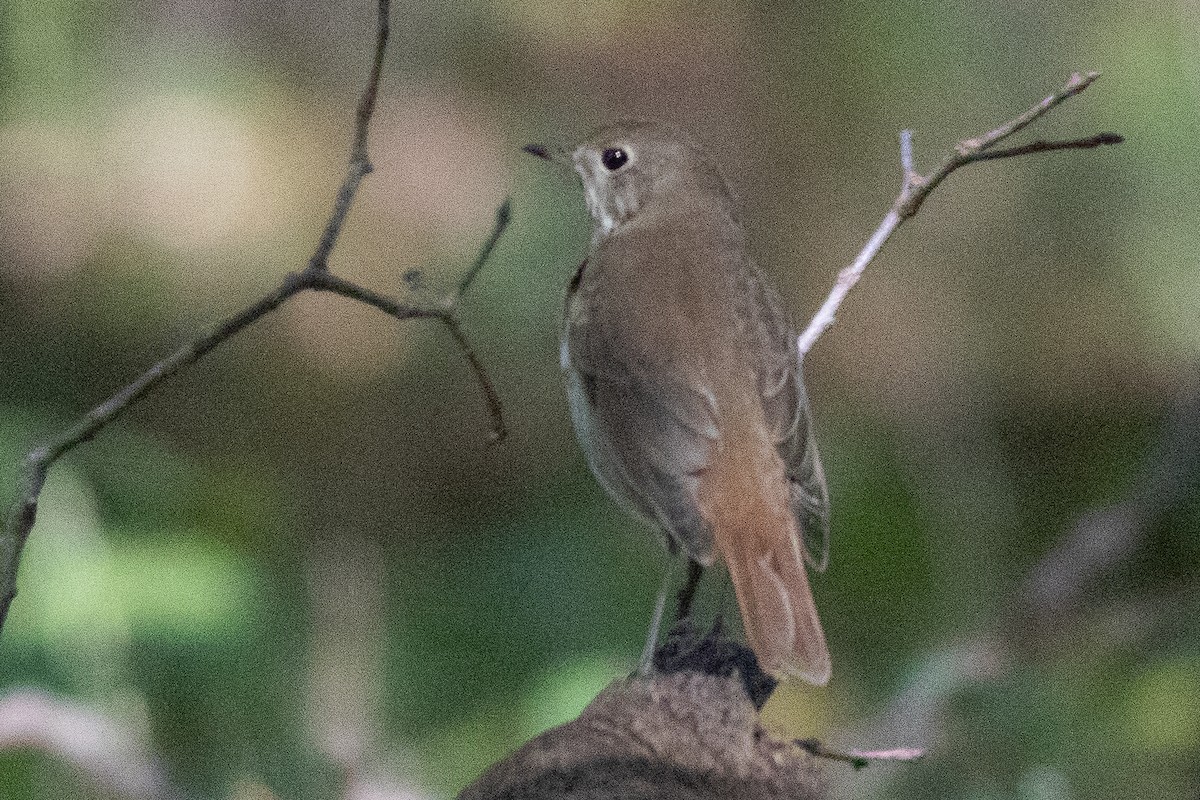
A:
459;622;824;800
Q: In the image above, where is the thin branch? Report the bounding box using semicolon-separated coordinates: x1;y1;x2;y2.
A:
309;0;391;272
969;132;1124;162
794;739;925;771
0;0;509;636
355;0;391;157
455;199;513;300
797;71;1121;355
899;129;916;177
952;71;1101;159
797;209;902;355
440;317;508;444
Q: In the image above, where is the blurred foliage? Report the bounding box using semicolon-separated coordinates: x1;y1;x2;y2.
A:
2;1;1199;798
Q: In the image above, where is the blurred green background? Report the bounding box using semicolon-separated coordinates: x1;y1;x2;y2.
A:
1;1;1198;798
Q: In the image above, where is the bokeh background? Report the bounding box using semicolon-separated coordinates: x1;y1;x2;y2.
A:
2;1;1198;798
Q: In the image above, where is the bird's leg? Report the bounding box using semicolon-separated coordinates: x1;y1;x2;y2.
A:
636;553;676;675
675;559;705;621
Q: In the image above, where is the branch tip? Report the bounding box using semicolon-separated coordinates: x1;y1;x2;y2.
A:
797;71;1120;355
899;129;916;177
441;317;507;444
1067;70;1100;92
457;197;514;298
795;739;925;770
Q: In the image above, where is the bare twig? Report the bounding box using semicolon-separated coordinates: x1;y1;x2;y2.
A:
309;0;391;272
797;71;1122;355
969;132;1124;162
456;199;513;300
795;739;925;771
440;310;508;444
0;0;510;636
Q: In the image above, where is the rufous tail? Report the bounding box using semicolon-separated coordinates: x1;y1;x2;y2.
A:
697;423;831;684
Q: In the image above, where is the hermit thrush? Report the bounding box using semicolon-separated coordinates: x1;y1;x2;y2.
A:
525;122;832;684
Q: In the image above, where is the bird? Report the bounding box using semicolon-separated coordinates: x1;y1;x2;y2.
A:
525;122;832;684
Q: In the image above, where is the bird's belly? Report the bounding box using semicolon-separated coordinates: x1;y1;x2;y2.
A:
561;353;660;526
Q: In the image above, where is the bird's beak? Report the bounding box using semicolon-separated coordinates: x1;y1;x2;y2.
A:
522;142;575;175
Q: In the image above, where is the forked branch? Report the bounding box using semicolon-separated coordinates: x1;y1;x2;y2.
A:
0;0;510;636
797;71;1122;355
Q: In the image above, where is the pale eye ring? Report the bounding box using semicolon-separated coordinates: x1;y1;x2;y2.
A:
601;147;629;171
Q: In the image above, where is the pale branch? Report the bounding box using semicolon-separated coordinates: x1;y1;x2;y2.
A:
0;689;180;800
0;0;510;636
797;71;1123;355
899;128;917;176
796;209;902;356
794;739;925;771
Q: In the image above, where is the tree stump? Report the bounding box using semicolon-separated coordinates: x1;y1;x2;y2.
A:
459;622;823;800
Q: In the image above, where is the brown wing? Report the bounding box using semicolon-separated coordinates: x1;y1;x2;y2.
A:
741;263;831;572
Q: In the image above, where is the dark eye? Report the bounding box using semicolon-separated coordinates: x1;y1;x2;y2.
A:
601;147;629;171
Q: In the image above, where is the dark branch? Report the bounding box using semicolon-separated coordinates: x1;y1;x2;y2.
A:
456;199;513;300
440;317;508;443
969;132;1124;162
308;0;391;272
0;0;509;636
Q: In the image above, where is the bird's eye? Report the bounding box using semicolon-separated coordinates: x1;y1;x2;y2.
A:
601;147;629;171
